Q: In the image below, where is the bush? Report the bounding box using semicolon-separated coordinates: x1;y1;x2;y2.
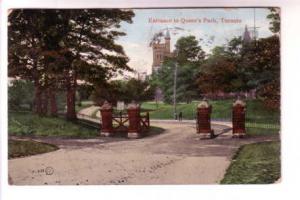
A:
8;79;34;111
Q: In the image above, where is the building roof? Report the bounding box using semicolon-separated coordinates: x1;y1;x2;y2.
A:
165;29;170;39
243;25;251;43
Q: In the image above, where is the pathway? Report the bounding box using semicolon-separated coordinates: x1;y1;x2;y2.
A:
8;120;278;185
76;105;100;123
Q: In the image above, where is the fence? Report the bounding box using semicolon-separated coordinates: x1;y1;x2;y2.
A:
210;111;280;135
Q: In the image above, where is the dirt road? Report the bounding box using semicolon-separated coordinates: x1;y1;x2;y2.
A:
8;121;277;185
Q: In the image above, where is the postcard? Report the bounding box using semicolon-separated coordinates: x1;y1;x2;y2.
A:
6;7;280;186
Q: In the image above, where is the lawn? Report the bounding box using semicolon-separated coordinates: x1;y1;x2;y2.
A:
220;141;281;184
9;112;99;138
8;139;59;159
141;100;279;122
141;99;280;135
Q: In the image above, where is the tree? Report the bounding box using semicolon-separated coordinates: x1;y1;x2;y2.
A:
151;36;205;103
8;10;71;116
267;8;280;34
240;36;280;108
126;78;155;103
8;80;34;111
197;46;241;94
77;84;94;102
91;78;155;105
59;9;135;120
8;9;135;119
175;35;205;65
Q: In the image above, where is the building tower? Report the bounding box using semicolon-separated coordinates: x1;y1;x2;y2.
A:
152;29;172;73
242;25;252;44
164;29;171;54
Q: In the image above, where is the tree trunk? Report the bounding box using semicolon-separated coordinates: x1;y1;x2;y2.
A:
49;88;58;117
41;90;48;116
66;70;77;120
34;82;43;115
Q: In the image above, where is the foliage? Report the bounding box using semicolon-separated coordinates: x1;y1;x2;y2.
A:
267;8;280;34
151;36;205;103
175;35;205;65
8;140;59;159
196;33;280;109
126;78;155;103
221;141;281;184
8;112;98;138
240;36;280;109
92;78;155;105
197;46;243;94
77;84;94;101
8;80;34;111
8;9;135;119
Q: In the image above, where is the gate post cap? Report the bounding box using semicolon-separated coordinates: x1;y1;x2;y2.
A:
127;100;140;109
197;99;210;108
101;100;112;110
233;99;246;107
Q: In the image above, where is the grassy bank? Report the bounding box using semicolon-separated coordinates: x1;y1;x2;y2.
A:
221;141;281;184
9;112;98;138
8;139;59;159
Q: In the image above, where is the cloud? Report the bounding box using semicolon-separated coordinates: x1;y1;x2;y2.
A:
118;41;153;74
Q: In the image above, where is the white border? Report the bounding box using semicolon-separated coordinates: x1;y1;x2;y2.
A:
1;0;300;200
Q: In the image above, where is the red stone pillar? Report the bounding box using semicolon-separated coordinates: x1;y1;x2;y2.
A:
127;102;141;139
196;100;214;139
232;99;246;138
100;101;113;137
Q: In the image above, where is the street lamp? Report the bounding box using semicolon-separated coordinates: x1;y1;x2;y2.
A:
173;49;179;120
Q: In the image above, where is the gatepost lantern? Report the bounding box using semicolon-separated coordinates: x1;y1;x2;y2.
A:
100;101;113;137
196;100;214;139
127;101;142;139
232;99;246;138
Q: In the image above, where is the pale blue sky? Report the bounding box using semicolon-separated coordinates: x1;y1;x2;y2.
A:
117;8;274;75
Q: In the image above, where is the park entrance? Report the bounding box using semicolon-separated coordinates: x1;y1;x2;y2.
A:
99;99;249;140
100;101;150;139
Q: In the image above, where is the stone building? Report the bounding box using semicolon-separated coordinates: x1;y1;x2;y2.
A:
151;29;173;73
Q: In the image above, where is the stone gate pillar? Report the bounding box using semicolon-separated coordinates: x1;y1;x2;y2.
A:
100;101;113;137
232;99;246;138
127;101;141;139
196;100;214;139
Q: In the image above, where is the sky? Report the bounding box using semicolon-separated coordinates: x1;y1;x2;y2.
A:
117;8;274;75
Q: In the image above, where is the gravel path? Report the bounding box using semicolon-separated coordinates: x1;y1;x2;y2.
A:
78;105;100;116
8;121;279;185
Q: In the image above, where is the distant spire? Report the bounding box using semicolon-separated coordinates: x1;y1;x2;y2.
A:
243;25;251;43
165;28;170;39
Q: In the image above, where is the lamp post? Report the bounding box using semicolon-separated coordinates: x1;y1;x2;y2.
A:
173;50;179;119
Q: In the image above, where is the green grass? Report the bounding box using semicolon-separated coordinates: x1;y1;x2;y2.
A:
8;139;59;159
141;100;279;122
141;99;280;135
9;112;98;138
141;101;197;119
221;141;281;184
246;125;280;136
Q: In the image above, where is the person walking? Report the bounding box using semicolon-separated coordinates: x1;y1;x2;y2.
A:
178;111;183;121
